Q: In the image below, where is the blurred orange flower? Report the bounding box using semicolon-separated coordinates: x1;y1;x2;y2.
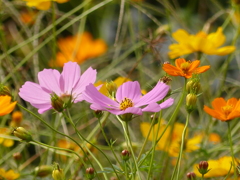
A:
162;58;210;78
193;156;239;178
204;97;240;121
168;27;236;59
23;0;69;10
10;111;23;127
50;32;107;67
0;96;16;116
0;168;20;180
20;11;37;24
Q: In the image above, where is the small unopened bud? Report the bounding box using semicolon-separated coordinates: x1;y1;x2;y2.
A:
198;161;210;175
150;114;158;125
94;110;103;119
121;150;130;161
106;81;117;98
13;127;32;142
160;76;172;85
186;94;197;113
0;84;11;96
34;165;53;177
187;172;196;180
13;152;22;161
51;93;64;112
86;167;95;180
52;163;65;180
186;77;201;94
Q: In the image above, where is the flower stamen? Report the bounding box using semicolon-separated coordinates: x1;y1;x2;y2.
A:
120;98;134;110
180;61;191;74
222;105;233;117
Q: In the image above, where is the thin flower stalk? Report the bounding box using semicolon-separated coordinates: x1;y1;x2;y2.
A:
227;121;237;179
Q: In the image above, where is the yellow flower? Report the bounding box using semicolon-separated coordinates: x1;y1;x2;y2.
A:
193;156;239;178
140;122;202;157
23;0;69;10
168;27;236;59
0;96;16;116
0;168;20;180
0;128;14;147
50;32;107;67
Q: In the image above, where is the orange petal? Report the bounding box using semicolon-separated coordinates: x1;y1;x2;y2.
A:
175;58;186;69
162;64;183;76
226;98;238;107
211;98;226;111
188;60;200;72
195;65;210;74
204;105;225;121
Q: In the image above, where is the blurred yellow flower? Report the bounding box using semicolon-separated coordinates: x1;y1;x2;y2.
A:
50;32;107;67
23;0;69;10
140;122;202;157
95;77;147;97
168;27;236;59
0;128;14;147
193;156;239;178
0;96;16;116
0;168;19;180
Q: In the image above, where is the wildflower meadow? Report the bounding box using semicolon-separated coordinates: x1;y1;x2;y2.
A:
1;0;240;179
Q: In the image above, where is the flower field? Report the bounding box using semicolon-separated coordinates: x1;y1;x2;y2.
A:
0;0;240;179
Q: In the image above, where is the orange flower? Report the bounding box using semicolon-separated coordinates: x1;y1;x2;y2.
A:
204;97;240;121
50;32;107;67
162;58;210;78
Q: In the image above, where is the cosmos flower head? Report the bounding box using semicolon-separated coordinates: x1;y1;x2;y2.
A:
83;81;174;116
162;58;210;79
19;62;97;114
204;97;240;121
168;27;236;59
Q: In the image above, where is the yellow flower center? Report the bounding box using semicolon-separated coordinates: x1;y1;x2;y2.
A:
180;61;191;73
222;105;233;117
120;98;134;110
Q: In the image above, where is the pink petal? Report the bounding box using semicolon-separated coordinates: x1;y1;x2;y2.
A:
19;82;50;104
38;69;62;95
31;103;53;114
135;82;170;107
159;98;174;109
83;84;119;107
116;81;142;103
111;107;142;115
142;103;162;112
60;62;81;94
73;67;97;102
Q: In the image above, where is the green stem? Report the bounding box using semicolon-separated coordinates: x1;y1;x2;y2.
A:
137;113;156;161
227;121;237;179
171;112;190;180
138;79;187;168
63;110;121;180
51;1;57;65
118;117;142;180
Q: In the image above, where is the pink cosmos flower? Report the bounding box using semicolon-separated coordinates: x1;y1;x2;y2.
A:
83;81;174;115
19;62;96;114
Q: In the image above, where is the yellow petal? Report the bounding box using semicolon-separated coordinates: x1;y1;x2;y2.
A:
172;29;191;43
3;139;14;147
207;27;226;48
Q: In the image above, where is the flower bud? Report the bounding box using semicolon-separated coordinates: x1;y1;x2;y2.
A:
198;161;210;175
186;76;201;94
160;76;172;85
186;93;197;113
13;152;22;161
187;172;196;180
106;81;117;98
34;165;53;177
13;127;32;142
52;163;65;180
94;110;103;119
51;93;64;112
86;167;95;180
121;149;130;161
0;84;11;96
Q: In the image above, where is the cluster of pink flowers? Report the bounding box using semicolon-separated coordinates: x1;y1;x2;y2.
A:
19;62;174;115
